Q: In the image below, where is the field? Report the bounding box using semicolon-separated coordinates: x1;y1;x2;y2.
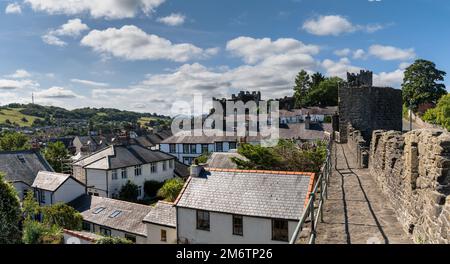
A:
0;108;42;127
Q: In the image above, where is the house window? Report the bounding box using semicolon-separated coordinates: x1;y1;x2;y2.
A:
163;161;167;171
169;159;174;169
100;227;111;237
201;144;209;154
183;144;189;154
125;234;136;243
151;163;157;173
39;191;45;203
112;170;118;180
121;168;127;179
272;219;289;242
169;144;176;153
190;144;197;154
161;229;167;242
232;215;243;236
137;186;142;197
134;165;142;176
229;142;237;150
183;157;194;165
215;142;223;152
196;210;210;231
82;221;91;231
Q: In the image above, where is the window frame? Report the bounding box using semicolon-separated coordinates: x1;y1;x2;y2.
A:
183;144;189;154
215;142;223;152
196;210;210;231
134;165;142;176
163;160;167;171
100;227;111;237
111;169;118;180
125;234;136;243
232;215;243;236
271;219;289;242
190;144;197;154
201;144;209;154
229;142;237;150
150;162;157;173
39;190;45;203
121;168;127;179
169;144;176;153
169;159;174;169
160;229;167;242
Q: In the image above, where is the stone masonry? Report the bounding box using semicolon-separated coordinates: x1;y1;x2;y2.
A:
338;70;403;144
369;129;450;243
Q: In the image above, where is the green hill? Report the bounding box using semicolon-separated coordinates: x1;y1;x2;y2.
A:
0;108;43;127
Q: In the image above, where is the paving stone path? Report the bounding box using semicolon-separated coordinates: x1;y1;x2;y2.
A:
314;143;412;244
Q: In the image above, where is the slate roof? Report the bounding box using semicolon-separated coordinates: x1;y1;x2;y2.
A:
73;144;174;170
0;150;54;186
161;130;261;144
206;152;248;169
174;160;190;178
279;123;333;141
69;195;152;237
176;168;314;221
32;171;84;192
143;201;176;228
134;136;155;148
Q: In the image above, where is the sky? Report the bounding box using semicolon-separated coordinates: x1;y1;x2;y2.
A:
0;0;449;115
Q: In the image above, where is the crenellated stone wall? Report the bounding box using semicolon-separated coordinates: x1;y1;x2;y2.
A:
369;129;450;244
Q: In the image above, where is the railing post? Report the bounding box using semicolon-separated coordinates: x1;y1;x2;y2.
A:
320;175;324;223
309;192;316;244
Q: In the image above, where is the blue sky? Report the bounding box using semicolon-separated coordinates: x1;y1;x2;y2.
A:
0;0;449;114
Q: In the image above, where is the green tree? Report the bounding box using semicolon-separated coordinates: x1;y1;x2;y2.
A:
23;190;40;221
119;180;139;202
402;59;447;112
0;131;29;151
157;178;185;202
0;172;22;244
22;220;63;244
41;203;83;230
293;70;311;108
310;72;326;90
303;77;342;107
44;141;70;173
95;236;133;244
232;144;283;170
144;180;163;198
422;94;450;130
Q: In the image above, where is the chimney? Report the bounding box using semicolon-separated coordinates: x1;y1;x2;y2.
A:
190;163;205;178
305;113;311;130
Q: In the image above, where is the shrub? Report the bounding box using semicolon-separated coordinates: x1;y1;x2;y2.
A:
22;220;63;244
0;173;22;244
95;236;133;244
41;203;83;231
157;178;185;202
144;180;163;198
119;180;139;202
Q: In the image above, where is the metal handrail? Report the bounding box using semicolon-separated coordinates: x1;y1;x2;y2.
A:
289;141;333;244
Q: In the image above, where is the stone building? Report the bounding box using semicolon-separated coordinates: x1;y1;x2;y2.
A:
338;70;403;144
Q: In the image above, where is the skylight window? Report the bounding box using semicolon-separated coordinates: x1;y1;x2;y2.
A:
109;210;122;218
17;155;25;163
93;207;106;214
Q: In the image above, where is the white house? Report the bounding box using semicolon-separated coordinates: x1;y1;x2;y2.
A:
0;149;54;200
280;107;337;125
72;144;176;199
160;134;240;165
32;171;85;206
143;201;177;244
69;194;152;244
175;167;315;244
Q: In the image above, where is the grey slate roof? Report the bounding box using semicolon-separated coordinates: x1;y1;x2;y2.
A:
32;171;72;191
176;169;314;221
279;123;332;141
73;144;174;170
206;152;248;169
174;161;190;178
0;150;54;186
143;201;176;227
69;195;152;237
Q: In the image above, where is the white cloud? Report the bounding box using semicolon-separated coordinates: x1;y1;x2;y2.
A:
42;34;67;46
25;0;165;19
302;15;384;36
42;19;89;46
81;25;218;62
6;69;32;79
71;79;109;87
226;36;320;64
0;79;39;90
334;48;351;57
373;69;404;88
5;3;22;14
368;45;416;61
321;58;361;78
35;86;81;99
157;13;186;26
353;49;366;59
399;62;411;70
